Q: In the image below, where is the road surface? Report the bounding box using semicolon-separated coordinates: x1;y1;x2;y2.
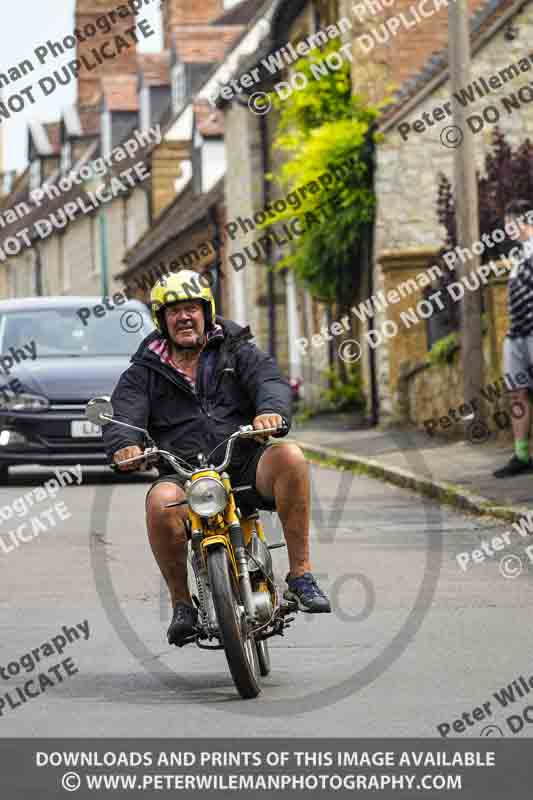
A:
0;461;531;738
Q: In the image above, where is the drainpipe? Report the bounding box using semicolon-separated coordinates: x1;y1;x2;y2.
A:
260;111;276;359
33;244;43;296
208;205;222;312
364;126;379;426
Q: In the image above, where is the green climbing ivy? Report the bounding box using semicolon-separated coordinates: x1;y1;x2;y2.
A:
260;41;387;304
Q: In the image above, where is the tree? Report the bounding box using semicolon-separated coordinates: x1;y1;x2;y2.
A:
438;129;533;256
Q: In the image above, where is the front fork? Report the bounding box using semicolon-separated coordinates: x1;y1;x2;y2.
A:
229;522;256;621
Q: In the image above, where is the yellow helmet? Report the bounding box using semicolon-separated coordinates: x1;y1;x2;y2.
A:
150;270;216;334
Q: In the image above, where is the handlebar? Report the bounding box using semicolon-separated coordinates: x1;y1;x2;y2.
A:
113;423;289;479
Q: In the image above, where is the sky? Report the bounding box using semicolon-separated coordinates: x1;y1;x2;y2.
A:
0;0;163;174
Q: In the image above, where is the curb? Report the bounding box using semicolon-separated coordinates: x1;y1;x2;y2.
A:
296;439;530;525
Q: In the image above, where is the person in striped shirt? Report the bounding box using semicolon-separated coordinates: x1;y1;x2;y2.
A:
494;199;533;478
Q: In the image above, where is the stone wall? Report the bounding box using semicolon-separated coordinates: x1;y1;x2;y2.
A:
399;270;515;444
373;3;533;419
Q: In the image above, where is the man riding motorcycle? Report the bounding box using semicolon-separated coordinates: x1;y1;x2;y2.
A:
103;271;331;646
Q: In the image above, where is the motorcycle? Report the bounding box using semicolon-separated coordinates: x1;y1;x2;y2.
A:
86;397;298;700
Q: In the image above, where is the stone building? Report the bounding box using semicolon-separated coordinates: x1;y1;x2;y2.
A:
372;0;532;429
118;1;267;307
0;0;253;301
210;0;489;415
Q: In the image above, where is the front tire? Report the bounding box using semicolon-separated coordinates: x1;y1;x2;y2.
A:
208;546;261;699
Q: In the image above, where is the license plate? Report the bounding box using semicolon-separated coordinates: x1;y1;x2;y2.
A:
71;420;101;438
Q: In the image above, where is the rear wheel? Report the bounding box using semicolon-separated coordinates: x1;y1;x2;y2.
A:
208;546;260;699
255;639;271;676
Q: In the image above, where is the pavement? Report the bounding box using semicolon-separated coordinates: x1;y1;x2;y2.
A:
293;412;533;523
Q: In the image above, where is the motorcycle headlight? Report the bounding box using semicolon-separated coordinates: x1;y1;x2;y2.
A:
187;477;227;517
0;393;50;412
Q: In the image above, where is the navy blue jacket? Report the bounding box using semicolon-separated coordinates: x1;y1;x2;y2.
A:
103;318;292;473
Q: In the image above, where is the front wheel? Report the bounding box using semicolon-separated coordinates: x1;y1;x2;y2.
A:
208;546;261;699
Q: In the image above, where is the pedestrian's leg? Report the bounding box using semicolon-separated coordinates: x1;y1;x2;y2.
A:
509;388;530;461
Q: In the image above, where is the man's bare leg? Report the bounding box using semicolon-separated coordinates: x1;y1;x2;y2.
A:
255;443;311;577
146;483;190;606
255;442;330;611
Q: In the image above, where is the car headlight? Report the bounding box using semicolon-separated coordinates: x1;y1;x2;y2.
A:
187;477;228;517
0;393;50;412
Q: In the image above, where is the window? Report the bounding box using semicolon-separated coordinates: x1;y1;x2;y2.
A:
140;87;151;132
101;111;112;159
30;159;41;191
0;308;154;358
171;62;186;113
61;141;72;174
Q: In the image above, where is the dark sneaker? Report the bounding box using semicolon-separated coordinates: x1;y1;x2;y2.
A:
493;456;533;479
284;572;331;613
167;602;198;645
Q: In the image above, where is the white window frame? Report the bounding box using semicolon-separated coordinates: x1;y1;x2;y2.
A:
61;141;72;174
30;159;41;192
140;86;151;132
101;111;112;159
171;63;186;114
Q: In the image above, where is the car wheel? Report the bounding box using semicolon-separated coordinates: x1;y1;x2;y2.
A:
0;466;9;485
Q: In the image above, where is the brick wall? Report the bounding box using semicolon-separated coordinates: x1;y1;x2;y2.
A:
163;0;223;34
151;141;191;219
349;0;483;93
75;0;139;106
171;26;244;63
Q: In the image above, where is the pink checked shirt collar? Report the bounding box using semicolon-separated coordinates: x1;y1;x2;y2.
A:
148;325;223;388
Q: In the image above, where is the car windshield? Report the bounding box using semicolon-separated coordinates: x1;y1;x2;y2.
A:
0;306;154;357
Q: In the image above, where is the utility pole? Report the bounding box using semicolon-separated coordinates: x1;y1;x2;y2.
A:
448;0;484;412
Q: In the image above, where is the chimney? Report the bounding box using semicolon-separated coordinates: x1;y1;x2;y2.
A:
75;0;140;107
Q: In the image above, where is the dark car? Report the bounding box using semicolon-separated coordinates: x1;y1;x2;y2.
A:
0;297;154;482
